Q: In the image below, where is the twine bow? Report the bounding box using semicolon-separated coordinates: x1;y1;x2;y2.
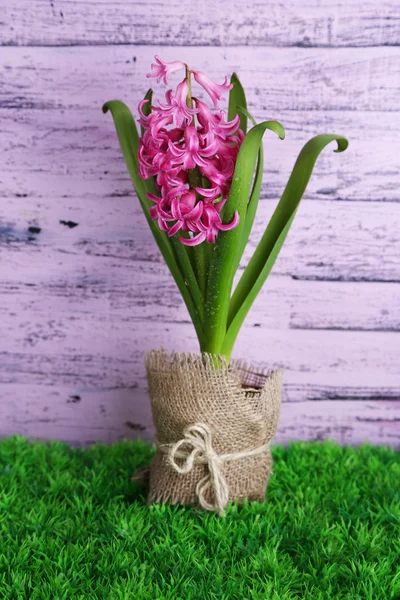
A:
158;423;271;516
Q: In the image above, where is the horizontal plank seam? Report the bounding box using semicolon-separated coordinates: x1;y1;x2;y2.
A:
1;101;400;114
2;195;399;205
289;326;400;332
291;276;400;283
258;196;400;204
2;42;400;49
2;108;399;116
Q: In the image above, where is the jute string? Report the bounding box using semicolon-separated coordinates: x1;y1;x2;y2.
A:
157;423;271;516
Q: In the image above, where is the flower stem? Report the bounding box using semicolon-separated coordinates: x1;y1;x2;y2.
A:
187;168;208;297
186;66;192;106
186;66;196;127
169;235;205;322
194;244;207;297
186;72;207;296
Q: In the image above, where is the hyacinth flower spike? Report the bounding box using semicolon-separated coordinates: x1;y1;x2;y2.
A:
103;58;348;363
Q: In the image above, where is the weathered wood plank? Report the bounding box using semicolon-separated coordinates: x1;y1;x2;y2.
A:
2;195;399;282
1;268;399;332
0;34;399;448
1;1;399;48
1;46;400;112
1;108;399;203
0;384;398;447
1;269;398;444
278;400;400;447
1;324;399;386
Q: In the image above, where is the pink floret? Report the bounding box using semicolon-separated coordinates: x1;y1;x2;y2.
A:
138;57;243;246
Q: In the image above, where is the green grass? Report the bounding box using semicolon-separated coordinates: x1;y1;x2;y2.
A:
0;437;399;599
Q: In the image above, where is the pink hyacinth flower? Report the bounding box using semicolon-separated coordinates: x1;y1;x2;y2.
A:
194;185;222;203
168;191;203;237
192;71;233;108
154;79;198;128
138;57;243;245
195;98;240;139
167;126;209;169
181;205;239;246
146;55;186;85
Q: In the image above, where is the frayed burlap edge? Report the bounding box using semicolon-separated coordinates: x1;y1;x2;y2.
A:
145;349;280;391
143;349;283;512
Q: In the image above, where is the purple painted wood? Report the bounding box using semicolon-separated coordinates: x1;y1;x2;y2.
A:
0;1;399;446
2;108;400;203
1;1;400;47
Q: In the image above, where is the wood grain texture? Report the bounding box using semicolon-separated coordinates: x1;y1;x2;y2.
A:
2;262;399;331
2;194;399;281
2;108;400;203
1;386;398;448
1;7;399;447
1;1;400;48
1;330;399;447
2;319;400;386
1;319;400;447
1;45;400;112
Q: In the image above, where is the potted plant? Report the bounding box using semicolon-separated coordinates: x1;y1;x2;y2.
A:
103;56;348;515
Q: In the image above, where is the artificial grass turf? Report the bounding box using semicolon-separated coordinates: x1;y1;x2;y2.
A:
0;438;399;600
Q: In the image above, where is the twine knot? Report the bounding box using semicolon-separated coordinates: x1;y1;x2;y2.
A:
158;423;271;516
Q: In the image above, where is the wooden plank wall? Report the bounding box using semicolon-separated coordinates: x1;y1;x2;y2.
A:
0;1;399;447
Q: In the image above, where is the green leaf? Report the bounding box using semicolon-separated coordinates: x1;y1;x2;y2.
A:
223;134;349;359
228;73;248;134
202;120;285;355
231;146;264;277
103;99;205;344
187;167;209;296
102;100;149;198
140;89;153;137
169;236;205;321
232;107;280;276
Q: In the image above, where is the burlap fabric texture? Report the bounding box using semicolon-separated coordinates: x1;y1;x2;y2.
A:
145;349;283;516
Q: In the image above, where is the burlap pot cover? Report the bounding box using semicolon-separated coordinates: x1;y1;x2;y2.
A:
145;349;283;516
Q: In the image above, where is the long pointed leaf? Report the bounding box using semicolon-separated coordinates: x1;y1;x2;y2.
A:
232;107;280;275
202;120;285;354
232;146;263;272
222;214;295;360
103;100;205;343
223;134;349;358
137;92;205;312
140;88;153;137
228;73;248;134
103;100;151;198
170;236;205;320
